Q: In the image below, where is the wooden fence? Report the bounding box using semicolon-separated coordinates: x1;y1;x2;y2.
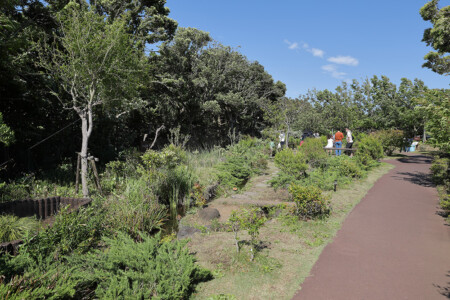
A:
0;197;91;255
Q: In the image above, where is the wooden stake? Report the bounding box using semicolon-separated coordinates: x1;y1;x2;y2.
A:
75;153;81;194
89;159;102;195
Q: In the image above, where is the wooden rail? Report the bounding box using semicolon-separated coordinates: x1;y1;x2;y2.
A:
323;147;357;151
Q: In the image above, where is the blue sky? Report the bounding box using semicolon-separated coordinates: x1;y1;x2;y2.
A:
165;0;449;98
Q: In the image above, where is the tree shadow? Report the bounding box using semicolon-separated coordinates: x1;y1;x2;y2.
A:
398;155;433;164
392;171;435;187
433;271;450;298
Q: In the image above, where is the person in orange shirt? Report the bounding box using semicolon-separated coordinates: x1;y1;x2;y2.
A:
334;130;344;156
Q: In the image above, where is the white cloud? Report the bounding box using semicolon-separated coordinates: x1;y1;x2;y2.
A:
289;42;299;50
322;64;346;79
303;43;324;58
284;40;324;57
327;55;359;66
284;39;299;50
311;48;324;58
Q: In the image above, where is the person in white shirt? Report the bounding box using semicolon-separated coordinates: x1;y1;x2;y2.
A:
279;132;285;148
325;134;333;155
345;128;353;156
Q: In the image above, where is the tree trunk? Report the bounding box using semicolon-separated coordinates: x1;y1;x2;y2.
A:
423;123;426;143
78;107;93;198
285;123;290;149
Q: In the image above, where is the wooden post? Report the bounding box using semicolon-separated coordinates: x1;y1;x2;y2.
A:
89;158;102;195
75;153;81;194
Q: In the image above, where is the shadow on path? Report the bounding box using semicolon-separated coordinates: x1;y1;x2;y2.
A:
392;171;435;187
433;271;450;299
398;155;433;164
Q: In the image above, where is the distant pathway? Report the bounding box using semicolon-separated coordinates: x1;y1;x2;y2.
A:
293;153;450;300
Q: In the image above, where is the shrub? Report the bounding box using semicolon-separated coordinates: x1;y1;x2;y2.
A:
141;144;187;170
336;156;364;178
288;184;331;219
371;129;406;156
216;155;252;189
68;232;212;299
355;135;383;167
273;148;307;179
227;208;266;261
298;137;327;167
103;177;167;239
18;205;108;263
269;148;307;189
0;233;212;300
430;157;449;185
141;145;196;209
0;215;40;243
0;182;31;203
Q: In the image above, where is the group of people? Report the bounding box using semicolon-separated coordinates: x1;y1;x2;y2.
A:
325;128;353;156
269;128;353;157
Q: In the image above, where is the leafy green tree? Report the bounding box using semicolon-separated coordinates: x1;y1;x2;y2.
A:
151;27;285;147
415;89;450;153
36;5;146;197
263;97;299;147
420;0;450;75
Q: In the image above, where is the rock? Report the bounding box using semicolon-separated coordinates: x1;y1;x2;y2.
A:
198;207;220;221
177;226;201;239
203;182;219;202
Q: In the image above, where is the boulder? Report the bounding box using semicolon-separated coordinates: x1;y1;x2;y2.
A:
198;207;220;221
177;226;201;239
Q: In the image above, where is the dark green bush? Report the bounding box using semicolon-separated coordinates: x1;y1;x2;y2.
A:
430;157;449;185
269;149;307;189
298;137;327;167
216;155;252;188
288;184;331;219
0;182;31;203
215;137;268;190
355;135;383;167
63;232;211;299
371;129;406;156
0;233;212;299
273;149;307;179
19;205;108;263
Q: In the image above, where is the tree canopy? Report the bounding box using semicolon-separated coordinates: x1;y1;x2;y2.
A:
420;0;450;75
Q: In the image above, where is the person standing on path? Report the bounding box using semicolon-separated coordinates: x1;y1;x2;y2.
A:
325;134;333;155
345;128;353;157
279;132;286;149
334;130;344;156
269;140;275;157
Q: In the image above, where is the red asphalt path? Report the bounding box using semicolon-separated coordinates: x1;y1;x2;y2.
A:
292;154;450;300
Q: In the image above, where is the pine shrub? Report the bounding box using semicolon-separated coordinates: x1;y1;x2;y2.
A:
288;184;331;219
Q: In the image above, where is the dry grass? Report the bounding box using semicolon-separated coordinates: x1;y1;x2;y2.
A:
188;162;394;300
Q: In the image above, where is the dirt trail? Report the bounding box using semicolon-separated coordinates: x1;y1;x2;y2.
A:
207;160;291;222
292;153;450;300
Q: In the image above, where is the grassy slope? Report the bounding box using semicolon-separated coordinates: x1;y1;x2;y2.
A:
189;162;394;299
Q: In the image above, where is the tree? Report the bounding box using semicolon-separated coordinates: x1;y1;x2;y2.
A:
415;89;450;153
36;5;146;197
420;0;450;75
151;27;285;147
264;97;300;148
0;112;14;146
